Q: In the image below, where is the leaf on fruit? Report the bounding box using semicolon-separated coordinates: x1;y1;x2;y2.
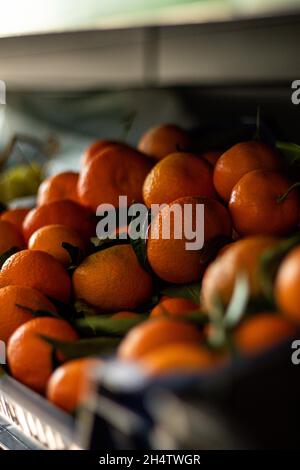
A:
224;272;250;328
76;314;148;336
15;304;61;319
161;283;200;305
39;335;120;359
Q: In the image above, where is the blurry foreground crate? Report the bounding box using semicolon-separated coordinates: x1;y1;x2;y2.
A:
0;374;77;450
77;339;300;450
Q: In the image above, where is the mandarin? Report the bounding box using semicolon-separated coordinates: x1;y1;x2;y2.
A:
235;313;296;356
28;224;86;266
37;172;79;205
138;124;192;160
0;249;71;303
73;245;153;311
0;220;24;253
214;141;280;201
147;196;232;284
118;318;202;361
150;297;199;318
23;199;95;242
47;357;101;412
7;317;78;394
143;152;216;207
229;170;299;236
201;236;278;313
275;246;300;323
78;146;153;211
0;208;30;232
0;285;57;342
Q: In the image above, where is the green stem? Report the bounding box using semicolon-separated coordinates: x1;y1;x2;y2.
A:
277;182;300;203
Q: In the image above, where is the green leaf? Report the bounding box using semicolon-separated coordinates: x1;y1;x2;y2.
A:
74;299;98;317
62;242;83;267
76;314;148;336
259;235;300;303
0;246;19;268
39;335;120;360
276;140;300;165
15;304;61;319
161;283;200;305
224;272;250;328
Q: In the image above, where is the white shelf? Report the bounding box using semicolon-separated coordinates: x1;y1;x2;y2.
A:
0;10;300;90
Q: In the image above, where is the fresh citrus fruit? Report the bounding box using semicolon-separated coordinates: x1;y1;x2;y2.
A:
78;146;153;211
81;140;129;167
147;196;232;284
23;199;95;242
0;208;30;232
201;236;278;313
140;343;218;376
28;224;86;267
0;220;24;253
275;246;300;323
0;250;71;303
111;311;140;319
150;297;199;318
143;152;216;207
229;170;299;236
37;172;79;205
235;313;296;356
118;318;202;361
7;317;78;394
47;357;101;412
214;141;281;201
0;285;57;342
73;245;153;311
138;124;192;160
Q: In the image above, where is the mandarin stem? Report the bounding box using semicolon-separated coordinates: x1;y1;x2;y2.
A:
277;182;300;203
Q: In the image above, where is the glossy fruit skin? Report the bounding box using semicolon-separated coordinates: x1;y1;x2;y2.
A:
150;297;199;318
214;141;281;201
229;170;300;236
0;220;24;253
118;318;202;361
78;146;153;211
23;199;95;242
140;343;217;376
201;236;278;313
0;250;71;303
0;208;30;232
73;245;153;311
28;224;86;266
7;317;78;394
81;140;130;167
0;285;57;342
47;358;100;412
143;152;216;207
37;172;79;206
275;246;300;322
147;196;232;284
138;124;192;160
234;313;296;356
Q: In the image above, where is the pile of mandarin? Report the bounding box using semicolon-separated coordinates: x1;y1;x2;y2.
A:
0;123;299;414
